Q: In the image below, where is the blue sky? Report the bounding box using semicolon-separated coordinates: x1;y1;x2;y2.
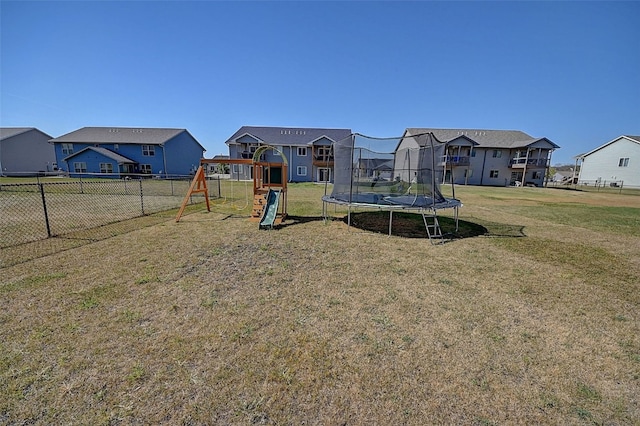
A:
1;1;639;165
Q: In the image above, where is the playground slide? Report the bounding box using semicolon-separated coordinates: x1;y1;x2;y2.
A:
259;189;280;229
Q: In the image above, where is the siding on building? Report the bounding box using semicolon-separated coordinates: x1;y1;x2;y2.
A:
0;128;56;175
578;135;640;187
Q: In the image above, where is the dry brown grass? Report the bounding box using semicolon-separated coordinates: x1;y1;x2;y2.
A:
1;184;639;424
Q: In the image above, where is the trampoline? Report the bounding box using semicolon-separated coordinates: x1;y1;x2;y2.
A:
322;131;462;240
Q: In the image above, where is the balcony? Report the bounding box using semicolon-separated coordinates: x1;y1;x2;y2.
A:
237;151;265;161
313;154;334;167
440;155;470;166
509;157;548;169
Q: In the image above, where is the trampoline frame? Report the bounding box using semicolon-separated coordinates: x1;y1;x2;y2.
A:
322;194;461;240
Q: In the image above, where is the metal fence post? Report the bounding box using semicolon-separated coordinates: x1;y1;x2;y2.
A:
139;179;145;216
39;183;52;238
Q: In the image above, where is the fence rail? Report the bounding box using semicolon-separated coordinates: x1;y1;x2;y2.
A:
545;179;639;194
1;176;224;267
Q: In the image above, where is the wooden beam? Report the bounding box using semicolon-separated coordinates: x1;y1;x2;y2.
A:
199;158;253;165
175;165;209;222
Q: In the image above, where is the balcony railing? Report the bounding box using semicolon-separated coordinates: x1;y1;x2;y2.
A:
509;158;548;168
313;155;334;163
237;151;265;161
440;155;470;166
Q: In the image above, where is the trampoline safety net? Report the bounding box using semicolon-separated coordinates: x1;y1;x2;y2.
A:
327;132;457;209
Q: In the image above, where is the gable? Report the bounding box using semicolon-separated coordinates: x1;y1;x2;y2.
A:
235;134;263;144
446;135;478;147
581;135;640;159
309;136;335;145
63;147;136;164
0;127;53;141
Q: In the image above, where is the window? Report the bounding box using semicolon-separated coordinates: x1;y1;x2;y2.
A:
99;163;113;173
62;143;73;155
464;169;473;178
533;171;542;179
618;157;630;167
297;147;307;156
73;162;87;173
142;145;155;156
492;150;502;158
114;144;119;151
297;166;307;176
489;170;499;178
316;146;331;161
471;150;476;157
140;164;152;174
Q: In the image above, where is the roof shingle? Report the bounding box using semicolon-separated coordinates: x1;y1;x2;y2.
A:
225;126;352;146
50;127;189;145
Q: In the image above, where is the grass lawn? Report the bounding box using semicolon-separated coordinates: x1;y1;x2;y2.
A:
1;184;639;424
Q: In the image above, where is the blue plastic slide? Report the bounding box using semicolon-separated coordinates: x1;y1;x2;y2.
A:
259;189;280;229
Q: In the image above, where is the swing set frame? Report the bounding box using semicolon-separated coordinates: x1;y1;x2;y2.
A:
175;147;288;223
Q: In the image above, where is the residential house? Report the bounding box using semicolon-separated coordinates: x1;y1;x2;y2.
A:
552;170;576;184
0;127;56;176
399;128;560;187
224;126;352;183
50;127;205;178
577;135;640;187
205;154;230;175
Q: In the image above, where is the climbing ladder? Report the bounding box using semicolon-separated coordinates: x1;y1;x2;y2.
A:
251;192;267;221
421;211;443;242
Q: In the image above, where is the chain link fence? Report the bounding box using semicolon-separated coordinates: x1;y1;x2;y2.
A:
1;176;223;268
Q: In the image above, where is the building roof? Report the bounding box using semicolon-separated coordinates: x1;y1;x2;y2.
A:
63;146;137;164
405;128;559;149
211;154;230;161
225;126;352;146
1;127;52;140
50;127;200;147
579;135;640;159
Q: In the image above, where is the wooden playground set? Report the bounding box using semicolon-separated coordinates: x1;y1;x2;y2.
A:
175;146;288;229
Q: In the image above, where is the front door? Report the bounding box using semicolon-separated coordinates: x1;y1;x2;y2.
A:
511;171;523;186
318;168;331;182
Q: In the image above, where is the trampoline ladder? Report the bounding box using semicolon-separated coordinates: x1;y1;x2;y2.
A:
422;212;443;242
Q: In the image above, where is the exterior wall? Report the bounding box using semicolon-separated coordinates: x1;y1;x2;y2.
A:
579;138;640;187
162;132;205;176
392;137;421;182
459;148;512;186
288;144;313;183
0;130;56;175
228;143;314;183
450;147;552;187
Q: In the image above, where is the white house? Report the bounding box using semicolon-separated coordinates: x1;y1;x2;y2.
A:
578;135;640;187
